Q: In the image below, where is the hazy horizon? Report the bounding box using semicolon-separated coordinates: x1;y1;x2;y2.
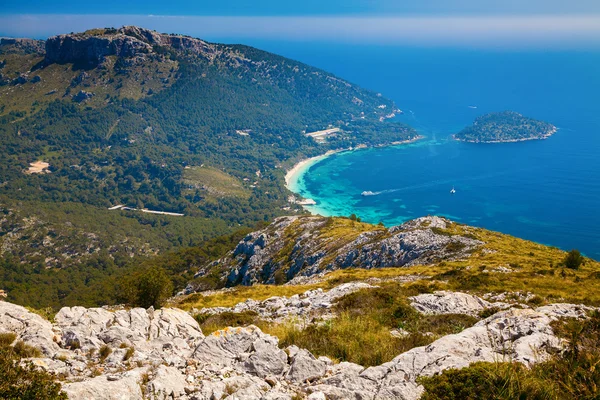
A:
3;0;600;48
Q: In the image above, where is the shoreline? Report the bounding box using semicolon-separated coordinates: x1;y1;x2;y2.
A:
284;135;425;195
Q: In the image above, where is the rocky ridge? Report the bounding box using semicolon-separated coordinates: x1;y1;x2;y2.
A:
0;38;45;54
191;215;483;290
0;286;593;400
194;282;375;323
44;26;217;67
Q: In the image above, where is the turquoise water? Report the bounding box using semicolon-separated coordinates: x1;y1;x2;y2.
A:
261;44;600;259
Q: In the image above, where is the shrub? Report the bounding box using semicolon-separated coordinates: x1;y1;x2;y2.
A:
276;313;432;366
0;334;66;399
0;332;16;347
123;347;135;361
195;311;261;335
478;307;501;319
120;266;174;308
421;311;600;399
13;340;42;358
270;284;478;366
98;345;112;362
445;241;467;252
419;362;552;400
564;249;584;270
273;269;286;285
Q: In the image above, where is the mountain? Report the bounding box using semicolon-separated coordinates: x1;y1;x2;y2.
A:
454;111;556;143
0;26;417;307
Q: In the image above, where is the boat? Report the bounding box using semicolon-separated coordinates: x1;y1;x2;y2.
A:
361;191;376;196
450;186;456;194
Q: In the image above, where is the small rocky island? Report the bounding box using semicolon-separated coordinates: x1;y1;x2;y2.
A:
454;111;557;143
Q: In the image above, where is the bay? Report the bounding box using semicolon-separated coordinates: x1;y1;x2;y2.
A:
256;42;600;259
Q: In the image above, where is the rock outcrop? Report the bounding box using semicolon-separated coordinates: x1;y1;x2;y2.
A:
195;282;374;323
192;215;483;288
0;37;45;54
0;297;592;399
44;26;216;67
0;301;60;355
409;290;509;317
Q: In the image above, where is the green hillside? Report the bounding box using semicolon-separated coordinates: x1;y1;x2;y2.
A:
0;27;416;307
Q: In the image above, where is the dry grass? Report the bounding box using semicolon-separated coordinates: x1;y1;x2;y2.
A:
196;311;263;335
175;217;600;314
183;166;250;198
176;283;321;310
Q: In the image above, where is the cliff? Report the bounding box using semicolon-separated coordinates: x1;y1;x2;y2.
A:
44;26;216;66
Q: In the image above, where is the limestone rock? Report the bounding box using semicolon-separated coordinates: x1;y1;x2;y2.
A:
0;38;45;53
147;365;187;400
409;291;507;316
374;307;570;400
62;367;147;400
285;348;327;383
243;337;288;378
55;305;203;365
72;90;95;102
196;282;373;323
0;298;592;400
44;26;216;67
193;326;264;369
0;301;59;356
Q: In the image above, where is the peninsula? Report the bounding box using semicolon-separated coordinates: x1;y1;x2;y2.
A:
454;111;557;143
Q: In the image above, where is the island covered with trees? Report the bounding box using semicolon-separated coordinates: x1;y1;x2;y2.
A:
454;111;557;143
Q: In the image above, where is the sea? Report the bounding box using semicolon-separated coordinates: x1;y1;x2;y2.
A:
254;42;600;259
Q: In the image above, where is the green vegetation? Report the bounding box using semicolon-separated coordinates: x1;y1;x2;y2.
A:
183;166;250;199
454;111;556;143
0;28;416;310
0;223;251;309
119;266;174;308
0;333;66;399
419;311;600;399
196;311;263;335
564;249;584;270
98;345;112;362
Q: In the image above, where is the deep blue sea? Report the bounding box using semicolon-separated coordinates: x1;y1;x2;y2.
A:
256;42;600;259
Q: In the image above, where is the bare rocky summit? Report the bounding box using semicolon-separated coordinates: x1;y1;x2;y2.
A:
44;26;217;67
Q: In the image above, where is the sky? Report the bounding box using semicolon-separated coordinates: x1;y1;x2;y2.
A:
1;1;600;48
3;0;600;16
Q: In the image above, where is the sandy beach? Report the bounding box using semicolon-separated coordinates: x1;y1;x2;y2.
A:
284;150;340;189
284;135;425;191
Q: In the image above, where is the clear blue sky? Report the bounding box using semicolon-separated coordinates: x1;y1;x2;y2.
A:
2;0;600;16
